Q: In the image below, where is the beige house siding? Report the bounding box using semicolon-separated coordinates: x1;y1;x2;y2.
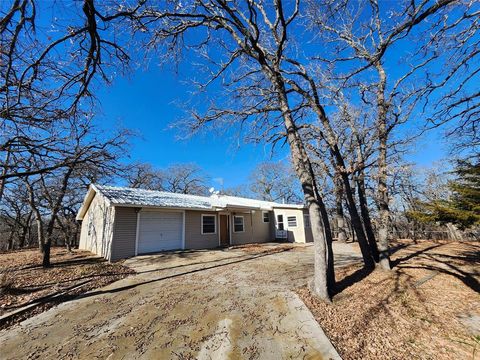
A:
231;212;253;245
258;211;274;242
231;210;271;245
110;207;137;261
185;210;219;249
273;208;309;243
79;193;115;260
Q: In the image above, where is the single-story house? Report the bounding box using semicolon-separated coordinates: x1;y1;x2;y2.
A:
76;184;313;261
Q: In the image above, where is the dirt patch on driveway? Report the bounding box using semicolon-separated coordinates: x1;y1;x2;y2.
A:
0;243;351;359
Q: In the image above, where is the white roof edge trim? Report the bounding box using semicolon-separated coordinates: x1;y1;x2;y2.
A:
76;185;95;221
76;184;113;221
272;205;306;210
110;203;216;212
91;184;113;208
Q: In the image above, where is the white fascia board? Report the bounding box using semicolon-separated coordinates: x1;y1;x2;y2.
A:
109;203;216;212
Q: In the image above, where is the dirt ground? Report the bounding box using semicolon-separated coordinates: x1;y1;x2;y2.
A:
298;240;480;360
0;243;359;360
0;247;133;328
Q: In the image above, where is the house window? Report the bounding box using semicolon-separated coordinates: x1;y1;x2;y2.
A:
287;216;297;227
277;214;284;231
304;214;311;228
263;211;270;223
201;214;216;234
233;216;244;233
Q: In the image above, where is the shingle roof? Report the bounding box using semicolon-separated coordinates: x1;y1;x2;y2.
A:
94;185;214;209
77;184;305;220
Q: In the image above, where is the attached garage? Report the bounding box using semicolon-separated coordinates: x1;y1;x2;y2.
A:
77;184;310;261
137;210;184;254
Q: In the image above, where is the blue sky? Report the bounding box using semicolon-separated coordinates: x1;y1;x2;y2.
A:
97;66;290;188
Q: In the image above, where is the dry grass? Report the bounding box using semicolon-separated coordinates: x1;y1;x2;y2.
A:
229;243;294;254
298;240;480;360
0;247;134;329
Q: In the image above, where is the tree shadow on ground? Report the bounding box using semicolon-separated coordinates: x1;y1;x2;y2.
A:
392;242;480;293
12;256;105;272
390;243;445;268
333;266;374;295
396;251;480;293
26;251;269;288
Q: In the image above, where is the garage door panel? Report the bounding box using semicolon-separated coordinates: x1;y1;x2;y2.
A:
138;211;183;254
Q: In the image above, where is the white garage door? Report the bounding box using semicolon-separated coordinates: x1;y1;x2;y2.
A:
138;210;183;254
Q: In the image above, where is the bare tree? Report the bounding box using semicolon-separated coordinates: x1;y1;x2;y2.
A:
18;120;130;267
249;162;303;203
126;163;164;190
0;0;144;191
126;162;210;195
162;163;210;195
139;0;336;299
221;185;250;197
307;0;476;269
0;183;33;250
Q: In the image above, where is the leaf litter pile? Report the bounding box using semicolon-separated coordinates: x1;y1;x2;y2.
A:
298;240;480;360
0;247;134;329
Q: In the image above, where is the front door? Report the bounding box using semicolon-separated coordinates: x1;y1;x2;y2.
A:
219;214;230;246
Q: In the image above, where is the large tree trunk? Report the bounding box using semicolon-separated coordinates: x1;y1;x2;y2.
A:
318;200;335;291
339;168;375;269
7;230;14;250
42;218;56;268
308;200;332;299
306;90;375;268
35;216;45;253
375;63;392;270
309;162;335;292
42;242;51;268
19;225;28;248
272;74;334;300
356;171;380;262
334;172;347;242
40;166;74;268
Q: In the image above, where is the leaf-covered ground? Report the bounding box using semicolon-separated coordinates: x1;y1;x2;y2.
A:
298;240;480;360
0;247;134;329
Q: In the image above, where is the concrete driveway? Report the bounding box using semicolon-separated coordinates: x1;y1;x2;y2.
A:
0;243;360;360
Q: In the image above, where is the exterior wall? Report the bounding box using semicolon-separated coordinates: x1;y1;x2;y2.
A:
79;202;309;261
272;208;310;243
184;210;273;248
231;210;271;245
184;210;219;249
79;193;115;260
110;207;137;261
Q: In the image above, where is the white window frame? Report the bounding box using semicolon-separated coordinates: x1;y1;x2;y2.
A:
304;214;311;228
233;215;245;233
262;211;270;223
277;214;285;231
201;214;216;235
287;216;297;227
